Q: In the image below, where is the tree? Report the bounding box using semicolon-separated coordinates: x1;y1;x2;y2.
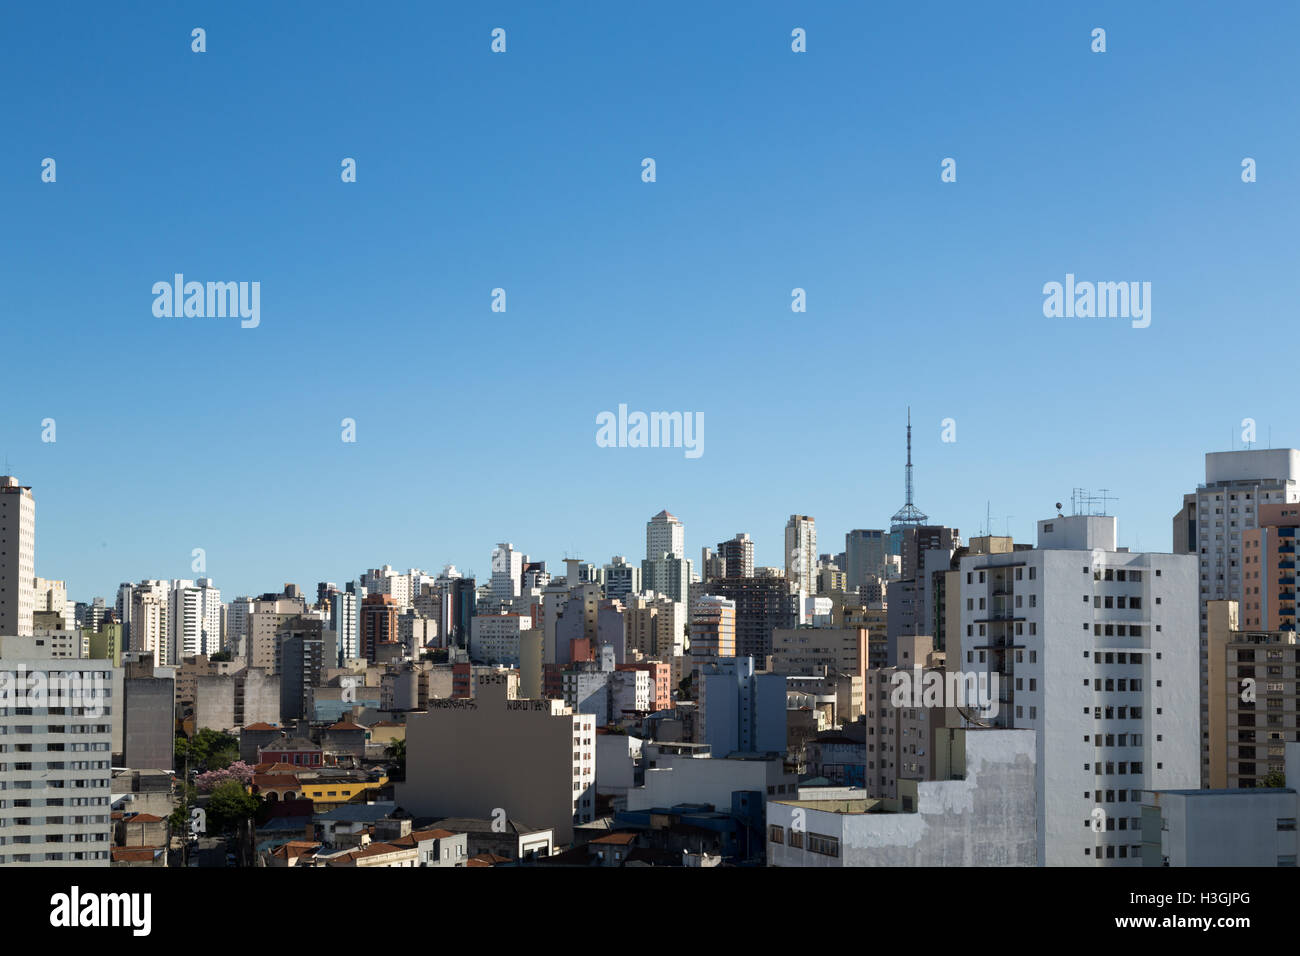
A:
176;728;241;773
1259;770;1286;788
206;780;262;834
386;738;407;781
195;761;256;793
209;650;232;663
168;782;198;838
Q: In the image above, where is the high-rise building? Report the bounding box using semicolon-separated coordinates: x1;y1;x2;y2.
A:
0;476;36;637
716;533;755;580
1174;448;1300;786
954;513;1198;866
694;656;786;756
844;530;889;592
130;582;170;664
646;510;685;562
1240;502;1300;630
490;543;526;601
601;556;641;600
1205;599;1299;789
0;638;113;865
690;595;736;658
707;575;799;663
330;589;359;663
169;578;222;660
361;593;400;662
785;515;817;598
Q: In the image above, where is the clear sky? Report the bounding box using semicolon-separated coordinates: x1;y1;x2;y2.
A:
2;1;1297;601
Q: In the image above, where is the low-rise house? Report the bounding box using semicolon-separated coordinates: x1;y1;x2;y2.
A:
431;817;554;861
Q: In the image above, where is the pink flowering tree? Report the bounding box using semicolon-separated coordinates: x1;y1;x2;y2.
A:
195;761;255;793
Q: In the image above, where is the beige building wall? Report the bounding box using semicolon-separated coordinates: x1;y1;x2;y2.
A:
398;672;594;843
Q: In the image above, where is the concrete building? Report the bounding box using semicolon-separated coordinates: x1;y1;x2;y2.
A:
845;530;890;593
0;643;114;865
716;534;755;580
695;656;786;756
770;626;868;685
398;671;595;843
646;510;685;562
706;575;798;663
766;729;1036;866
170;578;222;659
690;595;736;659
0;476;36;637
601;556;641;600
490;543;526;602
129;583;169;665
121;654;175;772
1241;502;1300;630
1174;448;1300;786
1205;599;1300;788
471;612;531;666
1143;743;1300;866
785;515;817;600
329;590;358;664
953;513;1199;866
625;593;684;661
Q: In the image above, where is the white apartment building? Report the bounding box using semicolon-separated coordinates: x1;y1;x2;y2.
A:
397;672;595;843
1175;448;1300;786
0;477;36;637
170;578;222;659
329;591;358;663
361;566;415;610
0;644;114;866
470;612;532;666
955;514;1199;866
785;514;818;601
490;543;525;602
33;577;74;628
646;510;685;562
130;582;170;665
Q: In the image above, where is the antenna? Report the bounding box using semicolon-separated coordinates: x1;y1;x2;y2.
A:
890;406;929;531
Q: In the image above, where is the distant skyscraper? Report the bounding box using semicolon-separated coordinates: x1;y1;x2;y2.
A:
690;595;736;658
845;529;888;592
717;534;754;580
1174;448;1300;786
602;556;641;600
0;476;35;637
490;543;526;601
331;589;359;663
646;510;685;562
784;515;817;598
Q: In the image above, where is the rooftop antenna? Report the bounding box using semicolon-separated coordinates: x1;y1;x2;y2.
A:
890;407;929;531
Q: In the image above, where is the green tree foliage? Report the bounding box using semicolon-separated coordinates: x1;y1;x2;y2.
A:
206;780;262;833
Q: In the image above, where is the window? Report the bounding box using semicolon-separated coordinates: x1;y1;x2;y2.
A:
807;833;840;858
768;825;785;844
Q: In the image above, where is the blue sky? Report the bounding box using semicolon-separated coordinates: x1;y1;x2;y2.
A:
2;1;1297;600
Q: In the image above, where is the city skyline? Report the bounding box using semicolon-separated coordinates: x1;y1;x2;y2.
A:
3;2;1297;602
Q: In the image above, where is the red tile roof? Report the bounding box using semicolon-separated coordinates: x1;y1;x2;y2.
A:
590;832;637;846
111;847;163;862
243;722;280;731
125;813;165;823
